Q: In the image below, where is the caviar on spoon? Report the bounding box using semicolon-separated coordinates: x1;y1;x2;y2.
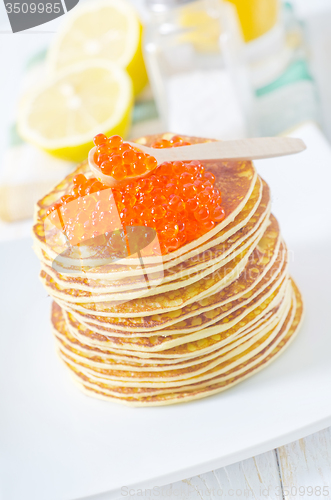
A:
89;133;158;186
89;133;306;187
46;133;305;255
46;134;226;254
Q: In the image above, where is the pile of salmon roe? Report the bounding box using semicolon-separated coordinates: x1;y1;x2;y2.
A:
46;135;225;255
93;133;157;181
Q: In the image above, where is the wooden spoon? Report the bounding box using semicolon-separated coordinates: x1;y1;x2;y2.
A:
89;137;306;187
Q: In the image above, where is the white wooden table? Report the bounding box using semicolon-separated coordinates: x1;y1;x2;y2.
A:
111;427;331;500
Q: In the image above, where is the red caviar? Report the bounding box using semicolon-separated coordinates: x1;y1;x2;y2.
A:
46;135;225;254
93;134;157;180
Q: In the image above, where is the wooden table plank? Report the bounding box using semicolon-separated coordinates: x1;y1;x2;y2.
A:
182;451;283;499
91;428;331;500
277;427;331;499
111;451;282;500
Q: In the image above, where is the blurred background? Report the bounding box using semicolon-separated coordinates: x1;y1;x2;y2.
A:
0;0;330;236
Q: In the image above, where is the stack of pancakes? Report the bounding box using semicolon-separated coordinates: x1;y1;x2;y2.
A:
32;133;303;406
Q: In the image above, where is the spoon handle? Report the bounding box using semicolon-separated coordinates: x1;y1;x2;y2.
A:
129;137;306;163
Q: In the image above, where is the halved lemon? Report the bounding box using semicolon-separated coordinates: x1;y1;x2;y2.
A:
47;0;148;96
18;60;133;162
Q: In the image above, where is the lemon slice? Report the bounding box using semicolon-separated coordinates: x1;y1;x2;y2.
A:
47;0;148;96
18;60;133;162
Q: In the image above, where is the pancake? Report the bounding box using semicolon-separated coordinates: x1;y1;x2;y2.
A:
61;280;303;406
54;269;289;356
58;295;291;386
39;210;269;305
70;242;287;345
36;176;268;286
33;134;257;268
56;283;291;380
39;178;269;297
32;132;304;406
54;306;284;371
56;236;258;316
62;243;287;353
68;215;282;333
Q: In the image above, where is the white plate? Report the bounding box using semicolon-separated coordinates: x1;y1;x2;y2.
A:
1;123;331;500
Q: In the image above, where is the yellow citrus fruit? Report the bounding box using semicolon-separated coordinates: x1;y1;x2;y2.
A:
47;0;148;96
227;0;279;42
18;60;133;162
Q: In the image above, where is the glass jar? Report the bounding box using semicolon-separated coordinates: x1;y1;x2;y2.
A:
143;0;255;139
246;2;321;136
